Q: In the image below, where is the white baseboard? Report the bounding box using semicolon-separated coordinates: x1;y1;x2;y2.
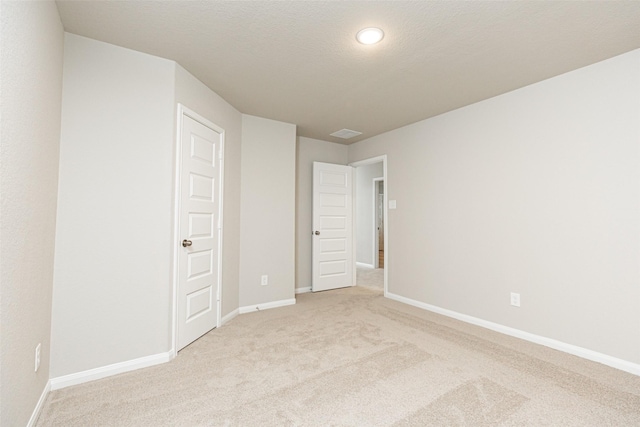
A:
239;298;296;314
50;351;172;391
356;262;374;269
295;287;311;294
221;308;239;325
386;292;640;376
27;380;51;427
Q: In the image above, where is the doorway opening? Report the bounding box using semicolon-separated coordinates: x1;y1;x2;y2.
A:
350;156;388;296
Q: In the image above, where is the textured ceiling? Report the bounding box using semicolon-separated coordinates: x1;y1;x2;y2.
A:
56;1;640;144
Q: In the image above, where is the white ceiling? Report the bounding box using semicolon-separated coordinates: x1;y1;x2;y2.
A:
56;1;640;144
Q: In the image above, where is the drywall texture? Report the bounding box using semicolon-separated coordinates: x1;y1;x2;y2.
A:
348;49;640;365
355;162;383;266
174;65;242;319
240;115;297;306
51;34;175;377
0;1;63;425
295;137;348;290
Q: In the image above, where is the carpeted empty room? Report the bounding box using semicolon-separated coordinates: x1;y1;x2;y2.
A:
37;285;640;426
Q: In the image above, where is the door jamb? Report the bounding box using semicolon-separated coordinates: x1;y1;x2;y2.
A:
349;155;388;297
373;177;384;269
171;104;225;357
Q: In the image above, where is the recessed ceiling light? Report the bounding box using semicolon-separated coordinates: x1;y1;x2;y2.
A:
356;27;384;45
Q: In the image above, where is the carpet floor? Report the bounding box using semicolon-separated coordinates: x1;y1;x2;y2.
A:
37;286;640;426
356;266;384;291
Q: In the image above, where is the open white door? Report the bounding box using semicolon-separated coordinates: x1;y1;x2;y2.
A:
312;162;354;292
176;110;223;351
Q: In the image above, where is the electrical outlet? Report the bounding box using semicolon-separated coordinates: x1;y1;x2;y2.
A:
35;343;41;372
510;292;521;307
261;275;268;286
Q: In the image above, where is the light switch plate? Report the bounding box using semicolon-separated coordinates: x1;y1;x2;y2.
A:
389;200;397;209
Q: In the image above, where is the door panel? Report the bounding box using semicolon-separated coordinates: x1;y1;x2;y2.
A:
177;113;222;351
189;213;214;238
312;162;354;292
186;287;213;320
189;173;214;200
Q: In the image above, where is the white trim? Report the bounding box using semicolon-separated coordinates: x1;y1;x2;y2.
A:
170;105;183;357
356;262;374;269
386;292;640;376
352;165;357;288
372;177;384;269
221;308;239;326
27;380;50;427
349;155;387;167
172;104;225;356
349;155;388;297
383;159;388;298
217;126;226;329
50;351;172;391
295;286;311;294
239;298;296;314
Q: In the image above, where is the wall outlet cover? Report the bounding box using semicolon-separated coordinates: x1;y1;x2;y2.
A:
510;292;521;307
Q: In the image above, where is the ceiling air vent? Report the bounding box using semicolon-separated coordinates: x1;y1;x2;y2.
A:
330;129;362;139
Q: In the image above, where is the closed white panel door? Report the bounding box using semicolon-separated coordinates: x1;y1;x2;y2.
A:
177;113;222;351
312;162;354;292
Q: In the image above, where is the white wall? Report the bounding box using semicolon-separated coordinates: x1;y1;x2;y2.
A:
295;137;348;290
240;115;297;306
348;49;640;365
0;2;63;425
355;162;383;266
51;34;176;377
174;65;242;318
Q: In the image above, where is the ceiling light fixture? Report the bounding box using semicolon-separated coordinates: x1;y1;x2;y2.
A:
356;27;384;45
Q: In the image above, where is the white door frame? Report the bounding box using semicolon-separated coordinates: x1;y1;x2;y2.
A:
373;177;384;269
170;104;225;357
350;155;388;296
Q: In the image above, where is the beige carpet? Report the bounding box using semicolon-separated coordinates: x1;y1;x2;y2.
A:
356;266;384;291
37;286;640;426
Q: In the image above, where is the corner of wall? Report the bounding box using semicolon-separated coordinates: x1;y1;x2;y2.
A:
239;115;297;307
0;1;64;426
